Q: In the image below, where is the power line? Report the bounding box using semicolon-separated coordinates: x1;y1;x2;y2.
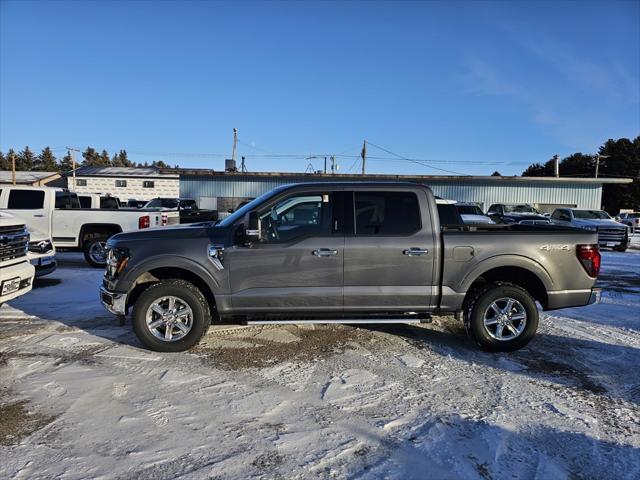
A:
366;141;470;176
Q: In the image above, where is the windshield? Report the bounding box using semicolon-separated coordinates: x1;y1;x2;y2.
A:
573;210;611;220
503;204;539;214
456;205;483;215
217;186;290;227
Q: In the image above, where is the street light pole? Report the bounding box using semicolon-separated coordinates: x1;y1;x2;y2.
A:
594;154;610;178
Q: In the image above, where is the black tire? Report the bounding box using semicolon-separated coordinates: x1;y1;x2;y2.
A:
132;279;210;352
465;282;538;352
83;235;110;268
614;244;628;252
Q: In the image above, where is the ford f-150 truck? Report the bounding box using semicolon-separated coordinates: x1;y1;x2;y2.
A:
100;183;602;353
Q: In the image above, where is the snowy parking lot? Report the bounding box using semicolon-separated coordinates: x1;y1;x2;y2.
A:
1;241;639;479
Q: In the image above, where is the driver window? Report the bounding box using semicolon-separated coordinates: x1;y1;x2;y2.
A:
259;193;332;242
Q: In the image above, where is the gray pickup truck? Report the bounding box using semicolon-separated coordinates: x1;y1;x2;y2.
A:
100;182;601;353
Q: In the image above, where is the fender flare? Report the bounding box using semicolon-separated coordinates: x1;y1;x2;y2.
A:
122;254;221;294
456;254;554;293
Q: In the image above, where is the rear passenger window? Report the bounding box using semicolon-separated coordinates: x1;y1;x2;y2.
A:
354;192;420;235
8;190;45;209
79;196;92;208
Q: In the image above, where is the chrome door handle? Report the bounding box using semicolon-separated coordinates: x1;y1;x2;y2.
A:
33;214;45;217
312;248;338;257
403;247;429;256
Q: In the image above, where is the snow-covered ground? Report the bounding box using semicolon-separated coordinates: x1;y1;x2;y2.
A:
1;247;639;480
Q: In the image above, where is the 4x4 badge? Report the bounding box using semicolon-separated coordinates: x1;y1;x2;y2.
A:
540;244;570;251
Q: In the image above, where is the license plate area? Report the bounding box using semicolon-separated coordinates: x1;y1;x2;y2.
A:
1;277;21;295
606;242;615;247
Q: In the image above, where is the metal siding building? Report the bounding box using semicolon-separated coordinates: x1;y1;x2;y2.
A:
177;171;629;212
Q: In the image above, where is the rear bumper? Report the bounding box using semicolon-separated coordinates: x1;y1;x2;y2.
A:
100;286;127;315
547;287;601;310
0;260;35;303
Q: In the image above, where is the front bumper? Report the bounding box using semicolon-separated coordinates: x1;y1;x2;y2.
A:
31;256;57;277
1;260;35;304
100;285;127;315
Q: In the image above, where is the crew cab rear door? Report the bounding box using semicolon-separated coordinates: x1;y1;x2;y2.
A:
227;189;344;313
343;188;437;311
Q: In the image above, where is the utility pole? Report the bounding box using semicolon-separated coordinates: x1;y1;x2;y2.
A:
553;154;559;177
10;150;16;185
361;140;367;175
330;155;336;175
66;147;80;190
240;156;247;173
231;128;238;164
594;154;609;178
324;156;327;175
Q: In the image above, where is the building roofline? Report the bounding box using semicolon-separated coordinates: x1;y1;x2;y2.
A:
161;168;634;184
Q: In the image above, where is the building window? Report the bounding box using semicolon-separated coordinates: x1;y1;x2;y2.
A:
143;181;155;188
115;180;127;188
76;179;87;186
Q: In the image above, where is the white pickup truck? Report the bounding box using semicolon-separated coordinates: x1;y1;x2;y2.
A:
0;186;177;267
0;211;35;306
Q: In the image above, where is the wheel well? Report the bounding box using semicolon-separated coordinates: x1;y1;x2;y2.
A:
81;224;122;245
465;267;548;309
127;267;217;316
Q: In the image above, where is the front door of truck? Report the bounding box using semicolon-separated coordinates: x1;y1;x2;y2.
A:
343;189;437;311
227;190;344;313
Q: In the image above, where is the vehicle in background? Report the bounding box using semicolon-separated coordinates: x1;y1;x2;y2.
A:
101;182;601;354
144;198;218;224
126;199;147;209
77;193;121;209
455;203;495;225
0;212;35;306
487;203;550;225
0;186;177;268
550;208;630;252
435;197;464;226
618;212;640;234
27;231;57;277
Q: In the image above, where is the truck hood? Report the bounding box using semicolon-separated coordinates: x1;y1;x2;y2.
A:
501;213;549;223
109;223;228;244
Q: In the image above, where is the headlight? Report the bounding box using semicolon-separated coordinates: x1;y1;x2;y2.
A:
106;247;130;278
28;239;53;254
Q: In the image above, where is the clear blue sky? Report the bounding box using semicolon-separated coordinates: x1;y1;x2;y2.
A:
1;0;638;176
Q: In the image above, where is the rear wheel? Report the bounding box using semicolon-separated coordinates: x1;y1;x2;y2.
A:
132;279;210;352
83;235;109;268
614;243;628;252
465;282;538;352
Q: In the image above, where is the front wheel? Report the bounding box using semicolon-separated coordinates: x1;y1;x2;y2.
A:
465;282;539;352
132;280;210;352
83;235;109;268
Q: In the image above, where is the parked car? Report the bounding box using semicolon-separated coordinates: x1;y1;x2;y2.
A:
618;212;640;234
27;231;57;277
550;208;629;252
144;198;219;224
101;182;601;353
455;203;495;225
0;186;178;267
126;199;147;209
487;203;550;225
0;211;35;306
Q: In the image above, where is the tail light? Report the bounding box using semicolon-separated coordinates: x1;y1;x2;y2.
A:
162;214;168;226
139;215;150;229
577;244;601;278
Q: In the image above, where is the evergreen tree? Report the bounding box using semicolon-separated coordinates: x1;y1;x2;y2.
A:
112;149;133;167
491;171;502;176
35;147;58;171
97;149;111;166
0;152;8;171
5;149;17;172
59;151;74;173
152;160;169;168
82;147;100;166
16;146;36;170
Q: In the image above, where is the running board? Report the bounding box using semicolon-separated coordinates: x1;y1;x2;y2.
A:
245;318;430;325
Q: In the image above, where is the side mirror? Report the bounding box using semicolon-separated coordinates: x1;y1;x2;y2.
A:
245;211;260;242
